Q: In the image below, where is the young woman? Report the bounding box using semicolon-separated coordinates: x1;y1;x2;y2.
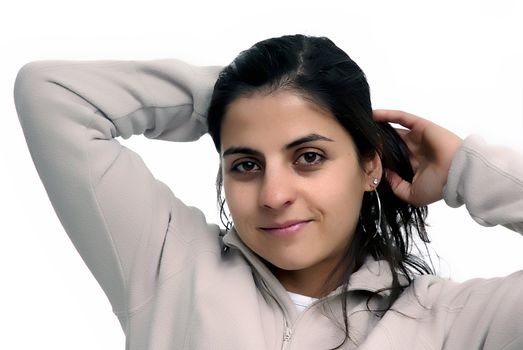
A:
14;35;523;349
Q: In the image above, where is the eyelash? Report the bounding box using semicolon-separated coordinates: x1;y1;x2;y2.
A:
230;151;326;174
231;160;261;173
295;151;325;166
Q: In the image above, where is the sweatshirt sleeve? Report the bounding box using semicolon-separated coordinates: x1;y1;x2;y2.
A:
443;134;523;234
13;59;221;316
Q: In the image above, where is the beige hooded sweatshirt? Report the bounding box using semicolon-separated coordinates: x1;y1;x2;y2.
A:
14;59;523;349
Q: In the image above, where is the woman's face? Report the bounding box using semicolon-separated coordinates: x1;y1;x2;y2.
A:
220;90;381;293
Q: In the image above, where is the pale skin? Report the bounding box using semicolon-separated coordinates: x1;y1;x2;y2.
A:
220;91;462;297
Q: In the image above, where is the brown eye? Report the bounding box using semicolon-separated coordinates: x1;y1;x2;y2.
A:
231;160;260;173
295;152;325;166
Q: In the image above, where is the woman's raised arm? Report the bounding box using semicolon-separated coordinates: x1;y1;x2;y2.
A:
374;109;523;234
13;59;220;319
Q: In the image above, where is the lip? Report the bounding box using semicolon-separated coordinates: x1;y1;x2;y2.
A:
258;220;312;237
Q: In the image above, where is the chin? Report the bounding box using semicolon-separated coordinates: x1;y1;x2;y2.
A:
263;255;314;272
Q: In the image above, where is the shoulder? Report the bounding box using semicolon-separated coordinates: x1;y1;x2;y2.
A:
397;270;523;313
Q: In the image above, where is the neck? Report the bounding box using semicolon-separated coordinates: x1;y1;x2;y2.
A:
270;259;345;298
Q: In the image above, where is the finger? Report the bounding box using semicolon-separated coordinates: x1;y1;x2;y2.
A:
390;127;419;165
373;109;422;130
385;169;412;204
388;127;414;158
394;127;409;139
393;127;421;152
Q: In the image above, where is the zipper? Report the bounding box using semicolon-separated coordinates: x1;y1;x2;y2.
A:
280;295;340;349
222;231;346;348
283;325;292;342
281;320;293;349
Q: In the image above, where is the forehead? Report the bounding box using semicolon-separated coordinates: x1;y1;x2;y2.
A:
220;91;348;151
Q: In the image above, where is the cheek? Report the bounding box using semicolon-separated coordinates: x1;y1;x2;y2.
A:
223;181;261;249
223;179;254;224
312;164;366;223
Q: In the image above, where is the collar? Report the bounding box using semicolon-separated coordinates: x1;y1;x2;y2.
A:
222;227;397;297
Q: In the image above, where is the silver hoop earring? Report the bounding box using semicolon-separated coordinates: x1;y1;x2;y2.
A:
359;189;383;240
365;189;382;240
225;215;232;231
373;189;382;238
219;197;233;231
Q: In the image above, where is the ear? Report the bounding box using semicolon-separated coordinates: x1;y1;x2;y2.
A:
362;152;383;192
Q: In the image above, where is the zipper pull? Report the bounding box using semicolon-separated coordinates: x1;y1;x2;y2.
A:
283;327;292;342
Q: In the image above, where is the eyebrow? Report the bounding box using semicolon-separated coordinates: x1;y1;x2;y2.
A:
285;133;334;149
222;133;334;157
222;146;263;158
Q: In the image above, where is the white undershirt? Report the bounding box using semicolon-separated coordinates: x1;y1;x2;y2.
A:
287;291;318;313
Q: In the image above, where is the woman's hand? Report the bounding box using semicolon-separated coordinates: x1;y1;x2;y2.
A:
373;109;463;206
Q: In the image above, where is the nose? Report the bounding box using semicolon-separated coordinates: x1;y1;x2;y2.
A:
258;165;297;210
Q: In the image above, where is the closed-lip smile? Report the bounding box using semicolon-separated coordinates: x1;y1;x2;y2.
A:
258;220;312;236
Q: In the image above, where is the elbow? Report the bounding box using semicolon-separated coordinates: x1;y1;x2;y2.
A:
14;61;45;112
13;61;60;124
14;61;48;101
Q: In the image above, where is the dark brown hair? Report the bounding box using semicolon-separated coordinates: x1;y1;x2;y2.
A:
207;34;433;348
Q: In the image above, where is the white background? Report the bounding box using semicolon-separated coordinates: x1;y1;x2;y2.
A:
2;1;523;349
